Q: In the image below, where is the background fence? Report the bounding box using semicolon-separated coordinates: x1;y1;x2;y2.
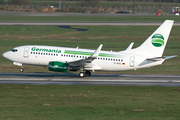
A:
0;4;174;13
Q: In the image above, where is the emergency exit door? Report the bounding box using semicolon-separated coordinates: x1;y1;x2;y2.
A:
23;47;29;58
129;56;135;67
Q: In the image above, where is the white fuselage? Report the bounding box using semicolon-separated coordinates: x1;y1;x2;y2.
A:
3;45;164;72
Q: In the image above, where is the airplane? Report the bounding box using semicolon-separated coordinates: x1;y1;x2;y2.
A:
2;20;177;78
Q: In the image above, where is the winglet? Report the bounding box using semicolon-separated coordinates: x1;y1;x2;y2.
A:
91;44;103;58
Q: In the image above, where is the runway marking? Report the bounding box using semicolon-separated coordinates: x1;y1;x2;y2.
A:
1;22;180;26
0;78;48;81
51;79;180;83
1;78;180;83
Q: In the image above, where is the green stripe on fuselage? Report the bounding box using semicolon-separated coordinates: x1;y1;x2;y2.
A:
64;50;92;56
64;50;125;58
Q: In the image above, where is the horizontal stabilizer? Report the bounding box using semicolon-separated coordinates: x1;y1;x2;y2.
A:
164;55;177;60
147;57;164;61
147;55;177;61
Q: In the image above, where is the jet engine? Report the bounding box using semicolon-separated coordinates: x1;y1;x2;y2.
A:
48;61;68;72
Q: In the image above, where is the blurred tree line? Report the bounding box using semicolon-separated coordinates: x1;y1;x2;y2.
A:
8;0;31;5
0;0;3;4
31;0;180;3
79;0;102;7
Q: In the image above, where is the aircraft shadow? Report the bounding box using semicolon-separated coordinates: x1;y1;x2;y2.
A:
0;73;124;78
58;26;89;31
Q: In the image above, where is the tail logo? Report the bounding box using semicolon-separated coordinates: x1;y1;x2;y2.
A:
151;34;164;47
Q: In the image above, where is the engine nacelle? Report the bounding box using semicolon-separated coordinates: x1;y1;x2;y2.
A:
48;61;68;72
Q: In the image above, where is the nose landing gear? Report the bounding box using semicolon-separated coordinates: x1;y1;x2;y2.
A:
19;67;24;72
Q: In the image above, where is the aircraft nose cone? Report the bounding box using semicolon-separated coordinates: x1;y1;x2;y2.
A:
2;52;6;58
2;52;9;59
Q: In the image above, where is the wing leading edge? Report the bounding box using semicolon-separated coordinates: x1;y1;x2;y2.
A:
68;44;103;68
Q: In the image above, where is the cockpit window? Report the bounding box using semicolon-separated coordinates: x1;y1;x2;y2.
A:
11;49;18;52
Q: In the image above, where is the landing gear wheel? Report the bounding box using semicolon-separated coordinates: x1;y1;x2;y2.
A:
85;71;91;77
79;72;85;78
19;68;24;72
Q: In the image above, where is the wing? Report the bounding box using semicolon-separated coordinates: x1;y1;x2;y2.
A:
68;44;103;70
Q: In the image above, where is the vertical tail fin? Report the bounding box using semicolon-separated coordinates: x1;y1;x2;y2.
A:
132;20;174;57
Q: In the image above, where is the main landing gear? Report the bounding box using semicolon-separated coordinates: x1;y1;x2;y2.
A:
79;71;91;78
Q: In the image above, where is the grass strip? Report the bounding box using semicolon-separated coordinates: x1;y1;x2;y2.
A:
0;16;180;22
0;85;180;120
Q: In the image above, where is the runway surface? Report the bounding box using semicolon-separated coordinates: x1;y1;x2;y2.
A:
1;21;180;26
0;73;180;86
0;12;167;16
1;11;179;26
